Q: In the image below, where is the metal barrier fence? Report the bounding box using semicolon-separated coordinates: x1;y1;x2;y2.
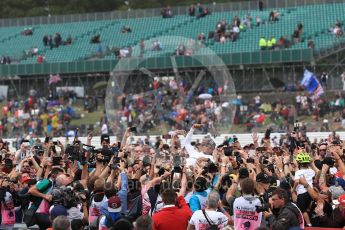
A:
2;131;344;152
0;0;344;27
0;49;313;76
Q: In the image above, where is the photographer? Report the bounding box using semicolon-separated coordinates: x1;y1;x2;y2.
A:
264;188;304;230
27;167;64;229
233;178;262;230
50;184;88;224
0;179;16;230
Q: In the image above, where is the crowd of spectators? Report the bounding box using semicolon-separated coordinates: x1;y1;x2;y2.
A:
0;56;11;65
0;114;345;229
161;6;173;18
188;3;210;19
43;33;71;50
21;28;33;36
100;72;345;138
0;89;80;138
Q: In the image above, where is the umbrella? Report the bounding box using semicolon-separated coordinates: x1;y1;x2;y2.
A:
231;98;242;105
92;81;108;90
48;74;61;85
198;93;212;100
222;102;229;108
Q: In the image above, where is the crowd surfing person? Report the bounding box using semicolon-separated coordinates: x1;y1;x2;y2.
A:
0;125;344;229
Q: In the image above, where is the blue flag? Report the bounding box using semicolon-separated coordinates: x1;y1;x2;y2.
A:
301;69;324;99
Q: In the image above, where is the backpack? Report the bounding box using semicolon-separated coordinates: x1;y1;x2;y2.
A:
202;210;218;230
126;194;142;221
147;188;158;215
96;212;132;230
97;212;115;230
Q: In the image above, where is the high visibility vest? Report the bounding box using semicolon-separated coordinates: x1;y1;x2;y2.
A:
271;38;276;45
259;38;267;47
267;40;272;47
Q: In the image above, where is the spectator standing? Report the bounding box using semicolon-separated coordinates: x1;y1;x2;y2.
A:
0;191;15;230
259;37;267;50
43;35;48;46
37;54;45;64
233;178;262;230
308;39;315;48
98;196;124;229
259;0;264;11
189;4;195;16
188;191;230;230
28;168;64;229
256;16;262;26
152;189;192;230
293;152;315;227
341;72;345;91
48;35;53;50
52;216;71;230
320;72;328;88
101;122;108;135
264;188;304;230
140;39;145;57
189;177;209;213
318;194;345;227
270;36;276;49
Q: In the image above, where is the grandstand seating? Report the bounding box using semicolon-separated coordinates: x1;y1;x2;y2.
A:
0;2;345;64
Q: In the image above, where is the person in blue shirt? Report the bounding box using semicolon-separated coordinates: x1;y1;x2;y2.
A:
189;177;210;213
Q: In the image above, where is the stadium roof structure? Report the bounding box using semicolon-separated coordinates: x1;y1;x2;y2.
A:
0;0;344;76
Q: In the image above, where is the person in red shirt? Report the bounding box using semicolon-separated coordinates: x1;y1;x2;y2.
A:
152;189;192;230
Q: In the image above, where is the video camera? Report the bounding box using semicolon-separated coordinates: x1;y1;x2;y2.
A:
51;186;88;209
255;203;270;213
202;161;218;175
65;141;87;164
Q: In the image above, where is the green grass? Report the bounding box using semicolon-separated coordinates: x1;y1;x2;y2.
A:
70;105;104;128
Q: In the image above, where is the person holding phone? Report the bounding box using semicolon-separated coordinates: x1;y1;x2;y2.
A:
14;140;30;164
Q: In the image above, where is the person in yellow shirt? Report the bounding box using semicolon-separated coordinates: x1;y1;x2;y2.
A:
52;114;59;130
40;112;48;127
259;37;267;50
271;36;277;49
267;39;272;49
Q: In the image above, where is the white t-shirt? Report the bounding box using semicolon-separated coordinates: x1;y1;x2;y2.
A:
189;210;228;230
101;123;108;134
186;151;213;166
294;168;315;195
233;196;262;230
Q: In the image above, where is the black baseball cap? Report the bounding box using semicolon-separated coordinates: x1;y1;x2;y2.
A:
194;177;208;192
256;172;270;184
238;168;249;179
101;134;110;143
